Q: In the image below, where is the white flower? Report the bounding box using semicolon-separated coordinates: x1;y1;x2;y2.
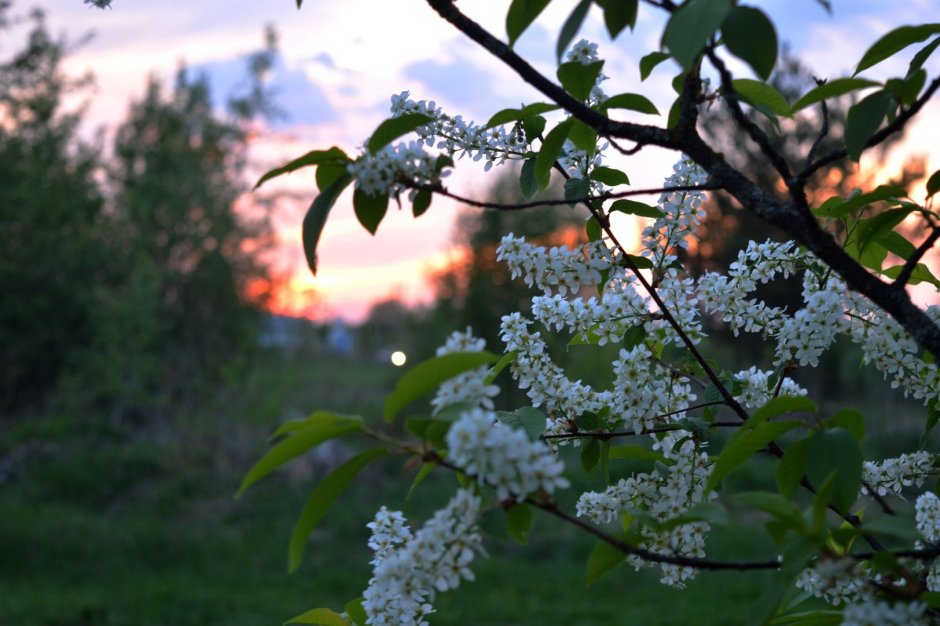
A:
915;491;940;543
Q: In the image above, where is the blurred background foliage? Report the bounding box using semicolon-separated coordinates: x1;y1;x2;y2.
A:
0;3;933;625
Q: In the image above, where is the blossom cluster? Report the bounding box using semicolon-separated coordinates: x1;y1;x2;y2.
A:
640;156;709;267
862;451;935;496
576;432;715;587
362;490;483;626
346;140;440;198
916;491;940;543
794;557;872;606
430;328;500;414
841;600;929;626
445;407;568;501
732;366;807;409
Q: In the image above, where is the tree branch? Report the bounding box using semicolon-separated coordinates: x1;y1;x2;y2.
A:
798;76;940;181
892;224;940;289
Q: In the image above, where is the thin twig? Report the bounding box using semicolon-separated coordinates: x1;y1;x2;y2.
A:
892;225;940;289
407;181;719;212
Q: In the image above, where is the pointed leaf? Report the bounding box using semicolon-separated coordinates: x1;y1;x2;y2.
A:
596;0;638;38
707;420;802;492
367;113;432;154
535;119;574;189
927;169;940;199
353;187;389;235
722;6;778;80
591;166;630;186
639;51;671;81
497;406;547;440
237;412;363;497
601;92;659;115
731;79;790;116
805;428;863;514
791;78;879;114
855;24;940;75
663;0;733;70
845;90;892;161
303;175;352;275
610;199;663;218
520;158;539;198
285;607;349;626
254;147;350;190
586;539;625;586
344;599;367;626
412;188;432;218
289;448;387;572
556;0;592;62
557;60;604;102
384;351;499;422
776;437;809;499
506;503;533;544
506;0;552;46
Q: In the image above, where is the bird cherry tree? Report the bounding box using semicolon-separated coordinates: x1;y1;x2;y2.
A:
236;1;940;624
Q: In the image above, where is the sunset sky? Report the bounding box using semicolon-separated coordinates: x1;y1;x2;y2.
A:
33;0;940;321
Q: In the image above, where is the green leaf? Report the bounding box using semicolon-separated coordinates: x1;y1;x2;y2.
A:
506;503;533;544
707;420;803;492
731;79;790;116
285;607;349;626
535;119;574;189
860;515;920;542
412;188;432;218
556;0;592;63
384;351;499;422
858;209;915;254
367;113;432;154
805;428;863;514
408;462;436;500
564;177;590;207
622;324;647;350
825;409;865;441
353;187;389;235
776;437;809;499
596;0;638;38
520;158;539;198
909;36;940;76
663;0;732;70
254;147;350;190
289;448;387;572
881;263;940;288
769;610;843;625
497;406;546;441
568;119;598;151
608;444;669;464
751;396;817;426
601;92;659;115
927;169;940;199
854;23;940;76
506;0;552;47
885;68;927;105
813;185;907;218
485;350;518;385
586;215;603;242
238;412;362;497
586;540;624;586
344;599;367;626
610;199;663;218
721;6;778;80
581;438;601;472
639;51;670;81
316;161;349;192
591;166;630;187
845;90;892;161
734;491;804;529
790;78;880;114
486;107;524;129
557;60;604;102
303;175;353;275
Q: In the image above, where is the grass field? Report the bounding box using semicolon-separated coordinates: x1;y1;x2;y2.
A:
0;349;854;625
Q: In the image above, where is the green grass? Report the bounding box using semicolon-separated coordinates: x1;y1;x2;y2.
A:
1;350;784;625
